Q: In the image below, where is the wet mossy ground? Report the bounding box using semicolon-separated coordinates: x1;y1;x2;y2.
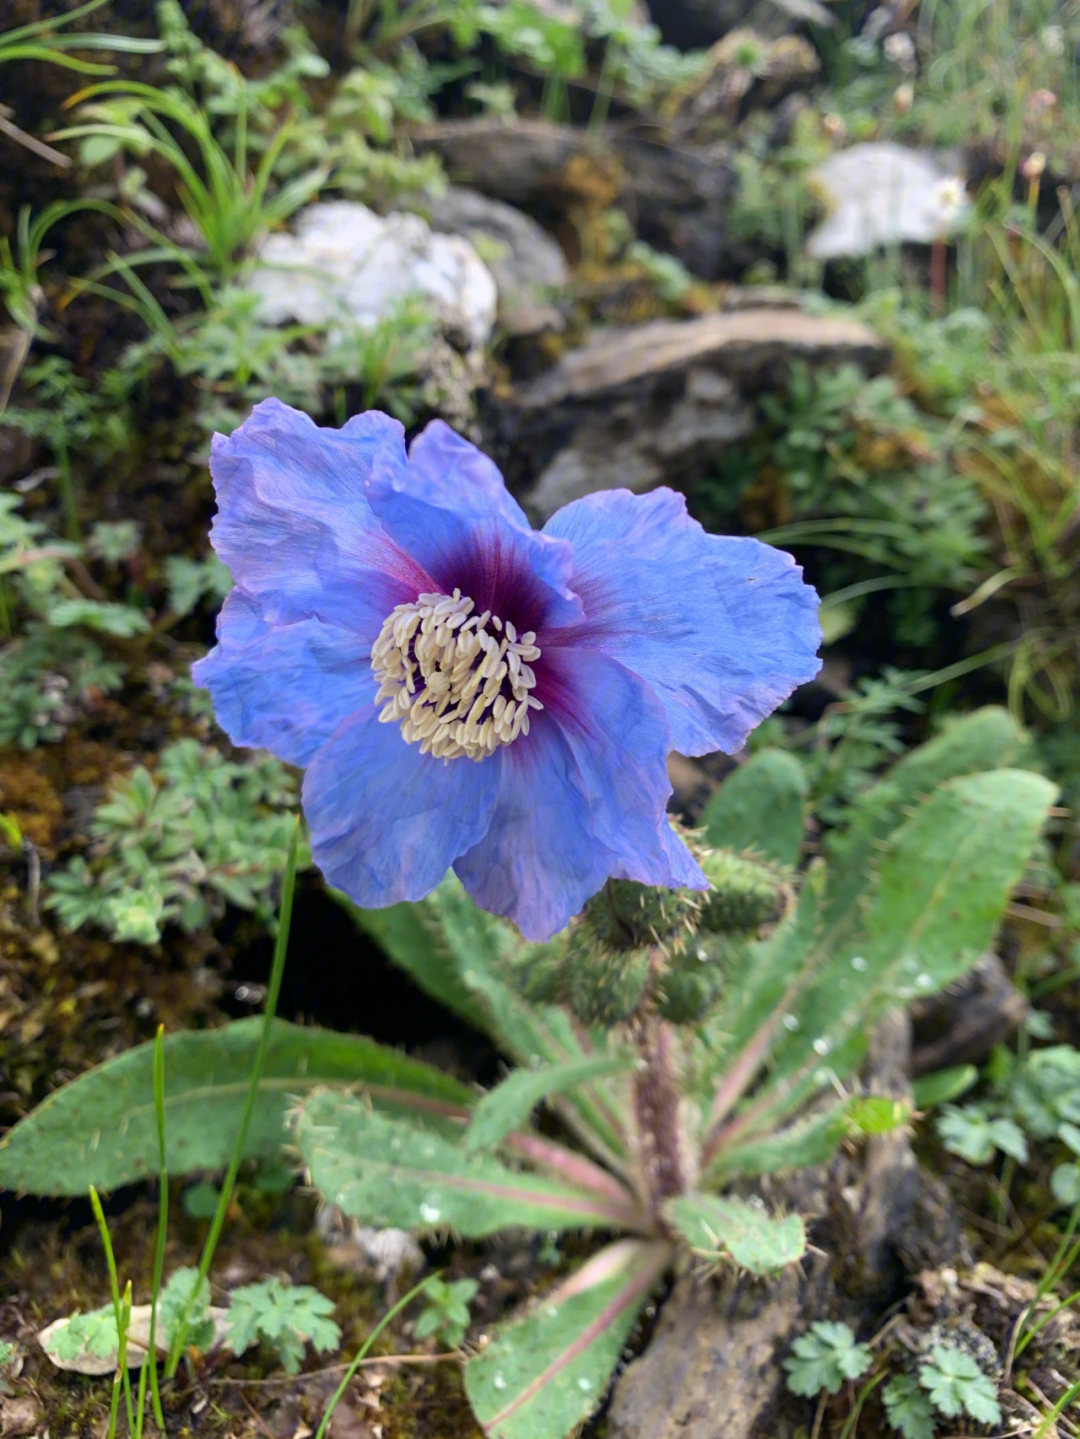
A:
0;1188;491;1439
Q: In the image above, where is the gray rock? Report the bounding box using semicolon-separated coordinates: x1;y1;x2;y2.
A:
485;306;889;518
413;119;740;281
910;952;1028;1076
423;186;568;337
646;0;834;53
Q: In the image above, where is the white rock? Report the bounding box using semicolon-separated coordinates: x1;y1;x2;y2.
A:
249;200;498;349
807;142;970;259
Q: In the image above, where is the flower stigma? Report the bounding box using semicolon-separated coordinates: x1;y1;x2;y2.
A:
372;589;543;761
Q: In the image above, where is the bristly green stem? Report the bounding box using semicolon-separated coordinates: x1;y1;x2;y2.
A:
314;1276;439;1439
89;1186;136;1437
164;817;301;1377
142;1024;169;1431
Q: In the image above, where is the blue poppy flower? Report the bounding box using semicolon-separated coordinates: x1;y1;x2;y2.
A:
193;399;821;941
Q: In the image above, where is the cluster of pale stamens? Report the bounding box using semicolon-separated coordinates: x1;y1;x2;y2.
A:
372;589;543;761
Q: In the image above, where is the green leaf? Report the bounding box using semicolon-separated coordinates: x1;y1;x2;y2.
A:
826;706;1029;926
353;877;630;1168
936;1104;1028;1165
46;598;150;636
335;889;491;1034
760;769;1056;1121
918;1344;1001;1424
44;1307;118;1362
783;1321;872;1397
0;1018;473;1195
705;1105;848;1181
911;1065;978;1110
702;749;808;865
845;1096;912;1135
666;1194;806;1275
158;1268;214;1350
1051;1163;1080;1207
296;1091;640;1238
882;1374;934;1439
225;1279;339;1375
465;1240;671;1439
465;1052;636;1154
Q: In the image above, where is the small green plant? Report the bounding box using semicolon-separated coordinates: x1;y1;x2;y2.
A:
881;1374;936;1439
225;1279;340;1375
785;1330;1002;1437
0;492;147;748
414;1278;478;1349
45;738;303;943
917;1343;1001;1426
2;709;1056;1439
783;1321;872;1397
164;553;233;619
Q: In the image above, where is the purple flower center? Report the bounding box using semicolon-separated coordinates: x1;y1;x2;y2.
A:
371;589;545;762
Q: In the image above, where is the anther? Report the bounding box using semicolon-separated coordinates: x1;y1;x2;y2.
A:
371;591;542;762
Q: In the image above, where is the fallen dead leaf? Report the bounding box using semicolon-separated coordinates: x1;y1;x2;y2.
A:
0;1393;44;1438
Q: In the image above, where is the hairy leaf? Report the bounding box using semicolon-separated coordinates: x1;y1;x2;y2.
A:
749;768;1055;1131
296;1091;641;1237
465;1240;671;1439
666;1193;806;1275
825;706;1028;927
0;1018;473;1195
465;1052;636;1154
702;748;808;865
350;878;631;1169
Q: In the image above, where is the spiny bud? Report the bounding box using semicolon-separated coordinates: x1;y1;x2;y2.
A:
565;940;653;1027
698;848;790;934
656;931;740;1025
578;877;701;952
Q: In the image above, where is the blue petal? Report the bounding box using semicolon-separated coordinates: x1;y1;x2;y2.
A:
544;488;822;756
404;420;531;529
367;443;582;632
453;714;619;942
303;708;500;907
192;589;375;766
210;399;432;636
541;646;707;891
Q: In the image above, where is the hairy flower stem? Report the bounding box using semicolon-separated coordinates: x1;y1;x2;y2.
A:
630;1015;686;1223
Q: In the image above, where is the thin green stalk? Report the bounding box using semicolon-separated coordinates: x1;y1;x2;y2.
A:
838;1371;886;1439
135;1351;150;1439
89;1186;136;1437
314;1276;438;1439
1016;1196;1080;1358
141;1024;169;1433
1034;1372;1080;1439
106;1281;133;1439
164;818;301;1376
1015;1283;1080;1361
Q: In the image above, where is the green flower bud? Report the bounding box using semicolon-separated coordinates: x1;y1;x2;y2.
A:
698;848;790;934
578;878;701;952
565;938;653;1027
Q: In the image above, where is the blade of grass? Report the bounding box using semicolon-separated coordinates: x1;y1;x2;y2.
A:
89;1185;136;1437
106;1281;133;1439
314;1275;439;1439
164;818;301;1376
142;1024;169;1432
